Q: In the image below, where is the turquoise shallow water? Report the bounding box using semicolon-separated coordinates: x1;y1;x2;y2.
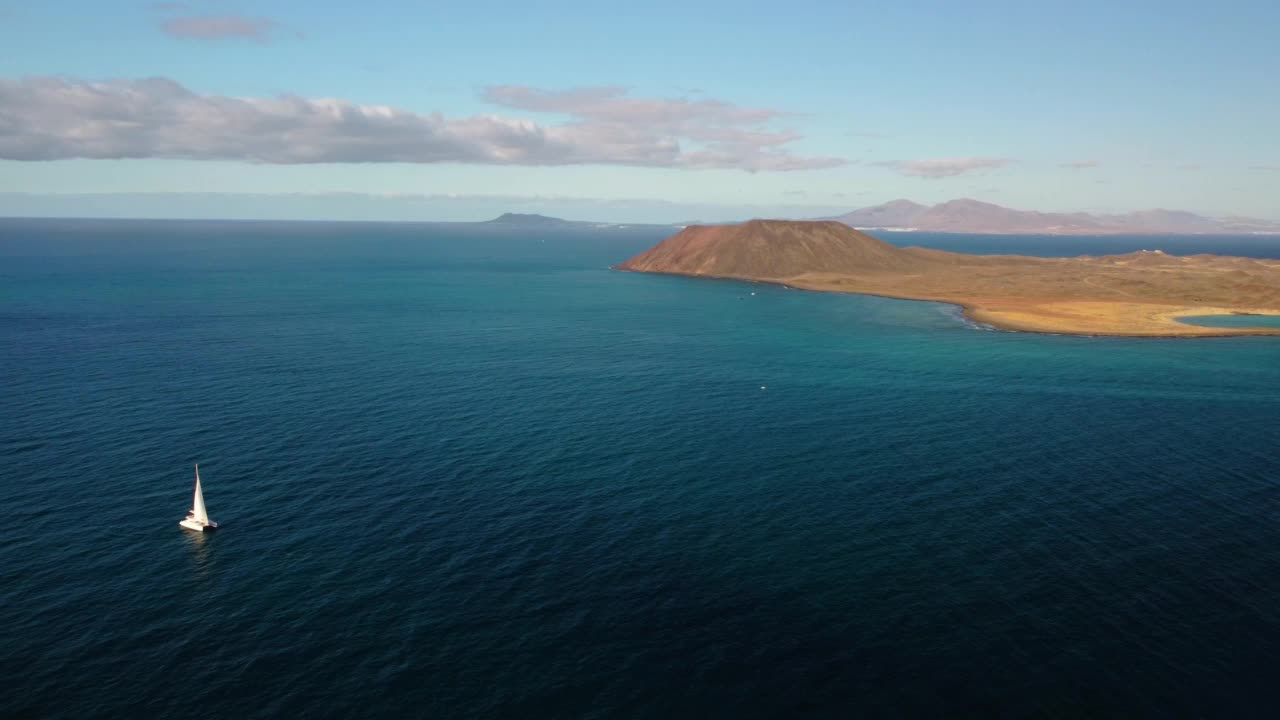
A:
1178;314;1280;329
3;219;1280;718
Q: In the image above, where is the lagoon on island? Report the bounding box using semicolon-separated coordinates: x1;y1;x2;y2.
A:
1178;314;1280;329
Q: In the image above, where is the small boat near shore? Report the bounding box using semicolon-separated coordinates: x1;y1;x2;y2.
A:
179;464;219;532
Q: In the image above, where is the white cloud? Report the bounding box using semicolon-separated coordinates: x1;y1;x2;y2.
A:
0;77;845;172
1059;160;1099;169
877;157;1010;179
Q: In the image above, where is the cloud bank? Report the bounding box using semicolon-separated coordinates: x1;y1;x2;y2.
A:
878;157;1010;178
0;76;844;171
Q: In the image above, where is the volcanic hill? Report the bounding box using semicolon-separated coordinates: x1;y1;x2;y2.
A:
616;220;1280;336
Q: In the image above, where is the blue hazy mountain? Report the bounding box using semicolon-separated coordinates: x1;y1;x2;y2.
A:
830;198;1280;235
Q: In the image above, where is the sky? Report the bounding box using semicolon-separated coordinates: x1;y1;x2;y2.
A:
1;0;1278;223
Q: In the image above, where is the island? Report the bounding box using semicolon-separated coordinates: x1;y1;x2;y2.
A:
478;212;677;230
482;213;581;227
615;220;1280;337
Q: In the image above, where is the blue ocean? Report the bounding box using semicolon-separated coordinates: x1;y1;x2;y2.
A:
3;218;1279;718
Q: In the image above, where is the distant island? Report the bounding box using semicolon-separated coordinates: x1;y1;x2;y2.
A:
482;213;581;226
825;199;1280;236
478;212;675;229
616;220;1280;337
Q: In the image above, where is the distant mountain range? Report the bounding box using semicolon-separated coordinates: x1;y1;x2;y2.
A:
826;199;1280;235
479;202;1280;236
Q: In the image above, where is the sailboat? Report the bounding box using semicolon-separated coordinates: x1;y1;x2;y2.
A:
179;464;219;532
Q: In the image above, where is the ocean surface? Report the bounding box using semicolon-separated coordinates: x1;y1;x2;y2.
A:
3;218;1280;718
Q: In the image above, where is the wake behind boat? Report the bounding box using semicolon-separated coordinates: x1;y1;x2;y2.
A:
179;464;219;532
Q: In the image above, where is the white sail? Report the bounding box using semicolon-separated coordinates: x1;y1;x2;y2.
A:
192;464;209;524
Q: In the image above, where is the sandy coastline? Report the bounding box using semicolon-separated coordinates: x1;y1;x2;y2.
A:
962;302;1280;337
621;267;1280;338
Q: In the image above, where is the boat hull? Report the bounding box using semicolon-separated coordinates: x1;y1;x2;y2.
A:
179;518;218;532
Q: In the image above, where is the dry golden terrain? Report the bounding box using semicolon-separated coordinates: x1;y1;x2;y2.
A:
616;220;1280;337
